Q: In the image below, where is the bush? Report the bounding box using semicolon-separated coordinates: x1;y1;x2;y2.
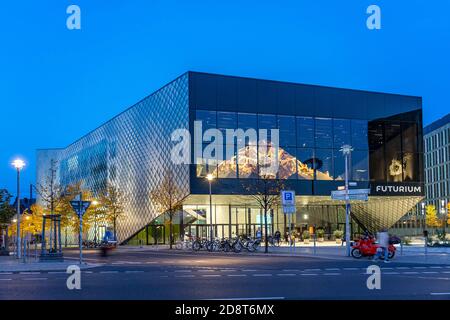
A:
302;230;310;239
333;230;344;239
316;228;325;238
401;236;411;245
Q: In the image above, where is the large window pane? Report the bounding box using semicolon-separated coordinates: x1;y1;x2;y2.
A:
370;149;385;181
258;114;277;145
297;117;314;148
368;121;384;149
402;122;418;153
333;119;351;149
351;120;368;150
278;115;296;147
237;113;258;145
403;152;419;182
195;143;218;178
279;147;297;179
352;151;369;181
315;149;334;180
385;123;403;182
315;118;333;149
217;111;237;137
237;144;258;178
216;143;237;178
196;110;217;132
297;148;314;180
333;150;345;181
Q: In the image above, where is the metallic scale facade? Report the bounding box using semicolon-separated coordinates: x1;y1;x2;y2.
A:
37;72;424;243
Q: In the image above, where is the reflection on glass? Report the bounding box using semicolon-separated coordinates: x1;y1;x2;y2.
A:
217;112;237;136
215;144;237;178
278;147;297;179
402;152;418;182
297;148;314;180
196;110;217;131
315;118;333;149
402;123;417;153
315;149;334;180
297;117;314;148
351;120;368;150
333;119;351;149
237;113;258;145
278;115;296;147
352;151;369;181
385;123;402;182
333;151;345;181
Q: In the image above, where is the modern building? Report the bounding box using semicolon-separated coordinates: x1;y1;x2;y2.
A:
36;72;425;244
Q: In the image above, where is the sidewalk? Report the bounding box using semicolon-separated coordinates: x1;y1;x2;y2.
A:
119;244;450;265
0;255;98;272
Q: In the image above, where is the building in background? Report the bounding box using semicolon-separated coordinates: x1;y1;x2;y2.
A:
36;72;424;244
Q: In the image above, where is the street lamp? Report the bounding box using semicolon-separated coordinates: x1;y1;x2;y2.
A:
12;159;25;259
206;173;214;241
339;144;353;257
92;200;99;243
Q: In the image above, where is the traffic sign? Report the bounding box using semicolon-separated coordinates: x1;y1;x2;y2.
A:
281;190;295;206
282;205;296;214
331;194;369;201
70;200;91;217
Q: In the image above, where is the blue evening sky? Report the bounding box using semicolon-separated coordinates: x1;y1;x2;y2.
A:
0;0;449;196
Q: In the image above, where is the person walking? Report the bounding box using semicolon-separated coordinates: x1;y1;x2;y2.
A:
374;229;390;263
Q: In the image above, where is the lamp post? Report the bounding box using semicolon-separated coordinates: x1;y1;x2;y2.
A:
12;159;25;259
340;145;353;257
92;200;99;244
421;202;427;254
206;173;214;241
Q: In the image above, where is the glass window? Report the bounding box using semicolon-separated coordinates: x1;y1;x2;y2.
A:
237;113;258;146
217;143;237;179
315;149;334;180
333;119;351;149
258;143;277;179
195;143;218;178
217;112;237;137
368;121;384;149
403;152;419;182
296;117;314;148
277;115;296;147
402;122;418;153
385;123;403;182
258;114;277;145
278;147;297;179
333;151;345;181
351;120;368;150
196;110;217;131
297;148;314;180
237;144;258;178
352;151;369;181
315;118;333;149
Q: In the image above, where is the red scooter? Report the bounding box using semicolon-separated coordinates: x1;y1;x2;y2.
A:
351;235;396;260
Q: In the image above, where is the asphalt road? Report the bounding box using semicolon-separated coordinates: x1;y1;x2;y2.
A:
1;248;450;300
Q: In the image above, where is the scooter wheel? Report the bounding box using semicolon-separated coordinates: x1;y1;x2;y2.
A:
351;248;363;259
388;251;395;259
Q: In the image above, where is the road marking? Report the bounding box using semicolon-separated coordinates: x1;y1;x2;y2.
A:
301;273;318;276
174;270;192;273
0;272;13;275
211;297;285;300
227;274;247;277
23;278;47;281
402;272;419;274
220;269;236;272
145;261;157;264
381;267;394;270
282;269;300;272
442;271;450;274
253;274;272;277
430;292;450;295
99;271;119;274
20;272;40;275
48;271;66;274
422;271;439;274
324;273;341;276
175;275;195;278
383;272;399;275
325;268;340;271
0;279;12;281
242;269;257;272
395;267;410;270
343;268;359;271
276;274;296;276
197;269;215;272
201;274;221;277
430;266;443;269
413;267;427;269
304;269;321;271
124;271;144;273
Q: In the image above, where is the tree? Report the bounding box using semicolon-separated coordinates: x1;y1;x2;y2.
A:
150;169;187;249
22;204;45;235
0;189;15;250
99;183;125;242
244;175;283;253
426;205;441;228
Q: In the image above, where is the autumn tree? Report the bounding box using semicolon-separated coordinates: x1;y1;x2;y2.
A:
426;205;441;228
99;183;125;242
22;204;45;235
0;189;15;251
150;170;187;249
245;175;283;254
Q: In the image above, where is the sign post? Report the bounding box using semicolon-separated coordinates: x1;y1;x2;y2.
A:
281;191;296;252
70;193;91;265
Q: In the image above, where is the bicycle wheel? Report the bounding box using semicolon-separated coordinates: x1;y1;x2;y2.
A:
192;241;201;251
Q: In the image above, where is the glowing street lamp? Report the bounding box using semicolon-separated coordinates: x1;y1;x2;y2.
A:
206;173;215;241
12;158;25;259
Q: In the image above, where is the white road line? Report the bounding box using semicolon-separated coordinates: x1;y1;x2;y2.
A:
220;269;236;272
253;274;272;277
383;272;400;275
402;272;419;274
0;272;13;275
175;275;195;278
381;267;394;270
422;271;439;274
304;269;321;271
282;269;300;272
301;273;318;276
325;268;340;271
99;271;119;274
0;279;12;281
413;267;427;269
430;266;443;269
343;268;359;271
201;274;221;277
276;274;296;276
242;269;257;272
324;273;341;276
227;274;247;277
442;271;450;274
197;269;215;272
20;272;40;275
48;271;66;274
396;267;410;270
145;261;157;264
23;278;47;281
174;270;192;273
430;292;450;295
124;271;144;273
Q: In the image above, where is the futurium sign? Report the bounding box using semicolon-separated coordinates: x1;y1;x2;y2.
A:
370;183;423;196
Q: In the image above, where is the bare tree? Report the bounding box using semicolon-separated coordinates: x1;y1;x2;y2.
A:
99;183;125;242
245;175;283;253
150;169;187;249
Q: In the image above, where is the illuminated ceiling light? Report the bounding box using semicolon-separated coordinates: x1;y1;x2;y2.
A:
12;159;25;170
